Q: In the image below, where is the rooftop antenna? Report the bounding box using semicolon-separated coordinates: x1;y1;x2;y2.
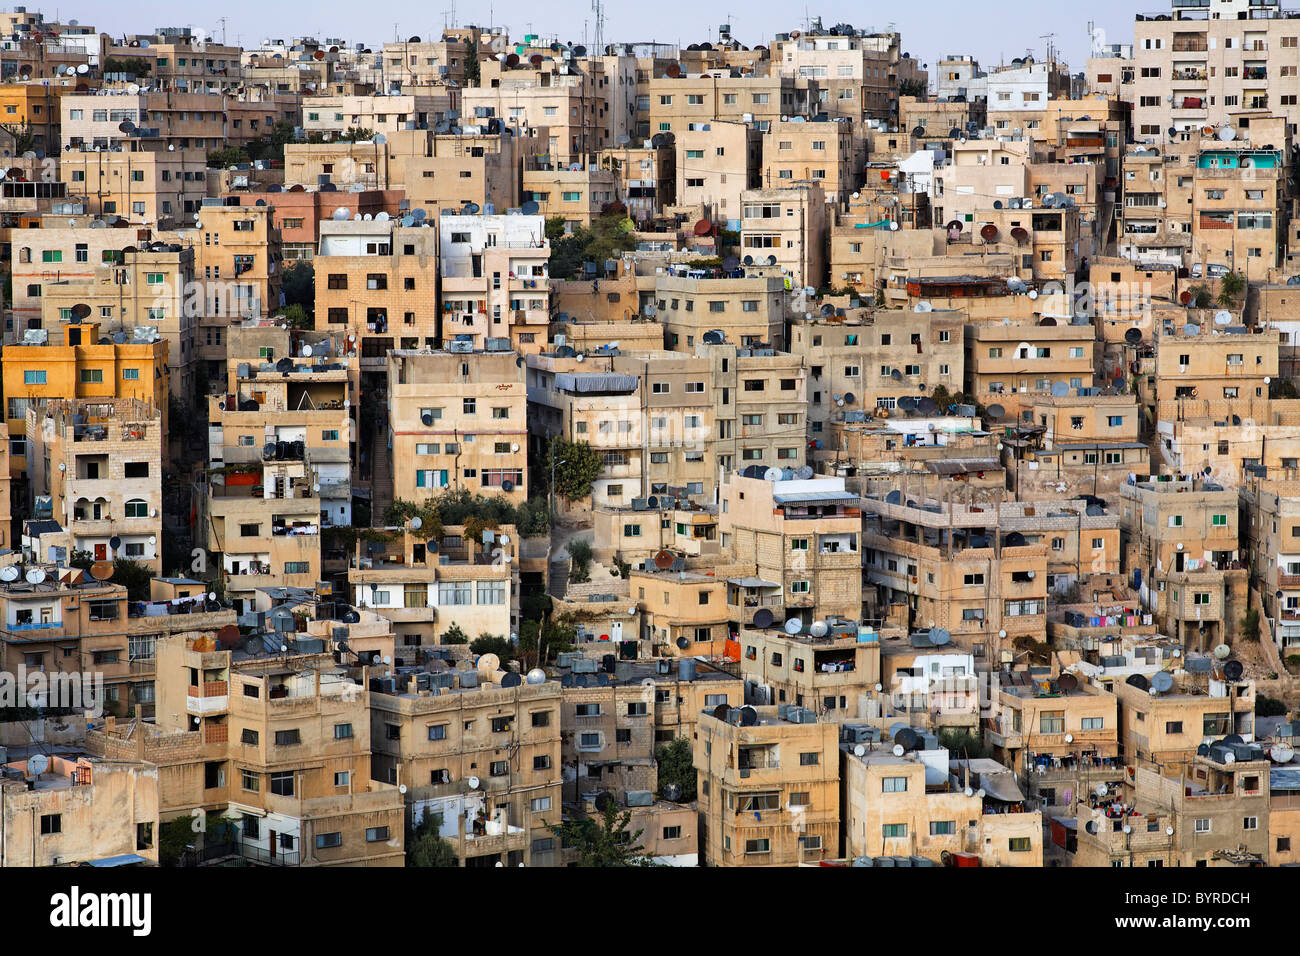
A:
592;0;606;54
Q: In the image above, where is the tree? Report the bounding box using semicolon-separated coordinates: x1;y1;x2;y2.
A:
1;123;38;155
69;549;94;572
245;120;300;164
207;145;247;168
546;212;637;280
553;801;658;866
406;813;458;867
104;57;152;76
899;78;928;98
567;537;593;583
1218;270;1246;308
1187;283;1213;308
548;438;604;501
339;126;376;143
441;623;469;645
517;615;575;668
465;39;481;85
280;261;314;317
112;559;153;602
1257;693;1287;717
1241;607;1261;643
277;303;311;330
383;498;443;539
470;634;512;659
158;818;195;867
654;738;697;802
938;728;995;760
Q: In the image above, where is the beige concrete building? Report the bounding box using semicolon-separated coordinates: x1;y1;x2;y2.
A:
59;144;209;224
674;121;761;228
522;166;618;228
841;744;1043;866
720;473;862;626
25;397;163;571
1114;671;1255;771
694;705;840;866
369;668;562;866
386;349;527;506
630;567;729;659
739;182;828;290
760;118;856;202
655;270;787;350
738;626;880;720
964;321;1099;400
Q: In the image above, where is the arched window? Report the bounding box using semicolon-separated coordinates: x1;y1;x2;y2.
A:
125;498;149;519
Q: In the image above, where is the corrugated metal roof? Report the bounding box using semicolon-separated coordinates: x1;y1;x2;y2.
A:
773;490;859;505
727;577;780;589
925;458;998;475
554;372;638;394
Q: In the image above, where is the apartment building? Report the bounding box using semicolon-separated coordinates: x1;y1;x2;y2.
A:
674;121;762;228
738;183;828;291
522;166;618;228
1072;749;1269;868
1118;474;1246;650
378;35;477;88
655;269;787;350
560;675;657;801
841;741;1043;866
596;143;676;222
301;92;455;138
461;62;604;165
349;524;518;652
25;397;163;571
369;668;562;867
58;143;209;223
1012;392;1151;499
694;704;840;866
312;218;440;389
719;472;862;626
437;213;550;351
1114;665;1255;769
760;119;856;202
1152;319;1278;404
0;751;159;867
613;657;743;746
593;501;720;567
646;72;804;136
108;633;408;864
1;320;169;480
738;625;880;720
40;247;199;403
207;323;354;530
1129;0;1300;140
964;322;1099;400
386;349;528;505
0;82;66;153
629;567;729;658
1241;475;1300;656
985;670;1120;774
878;639;981;733
785;309;966;430
100;34;245;94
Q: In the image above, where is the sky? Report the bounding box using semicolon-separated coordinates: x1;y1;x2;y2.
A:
82;0;1145;73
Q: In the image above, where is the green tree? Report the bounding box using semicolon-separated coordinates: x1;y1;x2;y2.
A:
567;537;593;583
1187;283;1213;308
441;622;469;645
245;120;300;164
277;303;311;329
899;78;928;98
553;801;658;866
69;549;94;572
207;145;247;168
280;261;315;317
158;817;195;867
1218;270;1246;308
339;126;376;142
112;558;153;602
465;39;481;85
548;438;604;501
470;634;513;659
938;728;995;760
1;123;38;155
518;615;575;667
406;813;458;867
103;57;152;76
1257;693;1287;717
1241;607;1261;643
383;498;443;538
654;738;697;802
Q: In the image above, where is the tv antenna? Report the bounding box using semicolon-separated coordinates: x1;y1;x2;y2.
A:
592;0;606;54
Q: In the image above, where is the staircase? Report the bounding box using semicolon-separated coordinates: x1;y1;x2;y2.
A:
370;429;393;522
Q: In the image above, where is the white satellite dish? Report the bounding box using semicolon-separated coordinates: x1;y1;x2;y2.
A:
25;568;46;584
468;775;481;789
410;516;423;530
853;744;866;757
0;566;18;582
892;744;905;757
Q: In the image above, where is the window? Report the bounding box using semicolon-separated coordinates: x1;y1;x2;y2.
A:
1009;837;1032;852
1081;717;1103;731
799;752;819;766
1040;711;1065;734
334;723;353;739
1165;721;1183;734
23;370;47;386
745;838;771;854
41;814;62;835
490;760;509;777
1243;816;1258;831
882;824;908;838
882;777;908;793
1194;818;1211;834
270;772;294;796
576;703;601;717
240;729;258;745
530;796;552;812
930;821;956;835
315;832;342;849
335;771;350;787
241;770;259;791
275;729;301;746
366;826;390;842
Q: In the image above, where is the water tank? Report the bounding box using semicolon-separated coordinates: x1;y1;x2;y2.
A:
678;658;697;682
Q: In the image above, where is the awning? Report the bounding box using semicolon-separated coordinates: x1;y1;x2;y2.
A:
85;853;149;867
728;577;780;589
977;772;1025;803
554;372;638;394
773;490;859;505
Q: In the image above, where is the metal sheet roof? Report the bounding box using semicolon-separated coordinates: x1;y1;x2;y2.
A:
773;490;859;505
554;372;638;394
727;577;780;589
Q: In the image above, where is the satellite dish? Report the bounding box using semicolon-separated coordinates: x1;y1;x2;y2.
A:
752;608;775;629
764;468;783;482
1223;660;1244;681
929;627;951;647
1095;784;1109;797
0;566;18;582
1217;126;1236;142
986;404;1005;420
1213;644;1231;660
410;516;423;530
1214;310;1232;326
467;776;480;789
809;620;829;638
853;744;866;757
26;754;49;777
90;562;114;580
654;550;673;570
1124;327;1142;345
784;618;803;635
25;568;46;584
1050;381;1069;397
1151;671;1175;693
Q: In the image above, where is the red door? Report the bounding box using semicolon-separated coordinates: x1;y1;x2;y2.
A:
94;544;107;561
